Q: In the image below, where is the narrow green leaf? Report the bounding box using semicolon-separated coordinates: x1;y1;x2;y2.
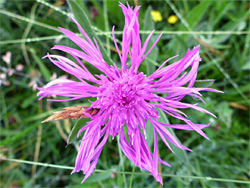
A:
22;110;55;123
67;0;113;65
179;0;211;30
144;6;159;148
67;118;88;145
194;159;207;188
158;109;189;164
85;172;112;183
147;106;189;164
142;6;154;40
215;102;233;129
29;48;51;81
142;6;159;76
91;0;105;30
145;120;154;149
241;61;250;70
21;94;37;109
193;79;215;88
107;0;125;23
210;0;232;28
75;0;91;21
0;122;41;146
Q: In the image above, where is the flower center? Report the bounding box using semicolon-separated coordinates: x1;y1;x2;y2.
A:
96;71;159;138
99;72;147;111
112;79;137;108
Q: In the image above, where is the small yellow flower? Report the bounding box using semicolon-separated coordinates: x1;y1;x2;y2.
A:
151;10;163;22
168;15;178;24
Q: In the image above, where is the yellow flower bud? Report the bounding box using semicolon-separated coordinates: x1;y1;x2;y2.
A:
168;15;178;24
151;10;163;22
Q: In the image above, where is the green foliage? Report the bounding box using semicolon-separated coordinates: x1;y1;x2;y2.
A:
67;0;113;65
0;0;249;187
142;5;159;75
158;109;189;165
67;118;88;145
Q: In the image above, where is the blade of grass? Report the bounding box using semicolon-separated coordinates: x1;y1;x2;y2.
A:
36;0;69;17
0;9;60;32
29;48;51;81
67;0;113;65
0;122;41;146
67;118;88;145
2;158;250;184
204;55;249;105
1;30;249;45
0;35;65;45
0;91;8;127
143;6;159;75
45;102;76;149
103;0;110;57
158;109;189;164
116;135;127;187
179;0;211;31
32;100;43;185
129;165;136;188
21;3;38;66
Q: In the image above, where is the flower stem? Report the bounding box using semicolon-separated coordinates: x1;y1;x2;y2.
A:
117;135;127;187
129;165;136;188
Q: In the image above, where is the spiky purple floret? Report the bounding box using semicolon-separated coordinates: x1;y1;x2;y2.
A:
37;2;222;184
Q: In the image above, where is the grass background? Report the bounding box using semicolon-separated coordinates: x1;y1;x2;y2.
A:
0;0;249;187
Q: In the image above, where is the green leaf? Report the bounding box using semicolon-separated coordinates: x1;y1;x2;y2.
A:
142;6;159;76
145;120;154;149
193;79;215;88
21;94;37;109
29;48;51;81
85;172;112;183
158;109;189;164
241;61;250;70
75;0;91;21
91;0;105;30
210;0;233;28
215;102;233;129
146;105;189;164
107;0;126;24
67;0;113;65
0;122;41;146
67;118;88;145
180;0;211;31
142;6;154;40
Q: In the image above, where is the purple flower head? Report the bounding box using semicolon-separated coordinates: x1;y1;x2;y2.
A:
37;2;222;184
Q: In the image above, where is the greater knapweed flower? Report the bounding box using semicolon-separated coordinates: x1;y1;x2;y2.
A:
37;2;222;184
